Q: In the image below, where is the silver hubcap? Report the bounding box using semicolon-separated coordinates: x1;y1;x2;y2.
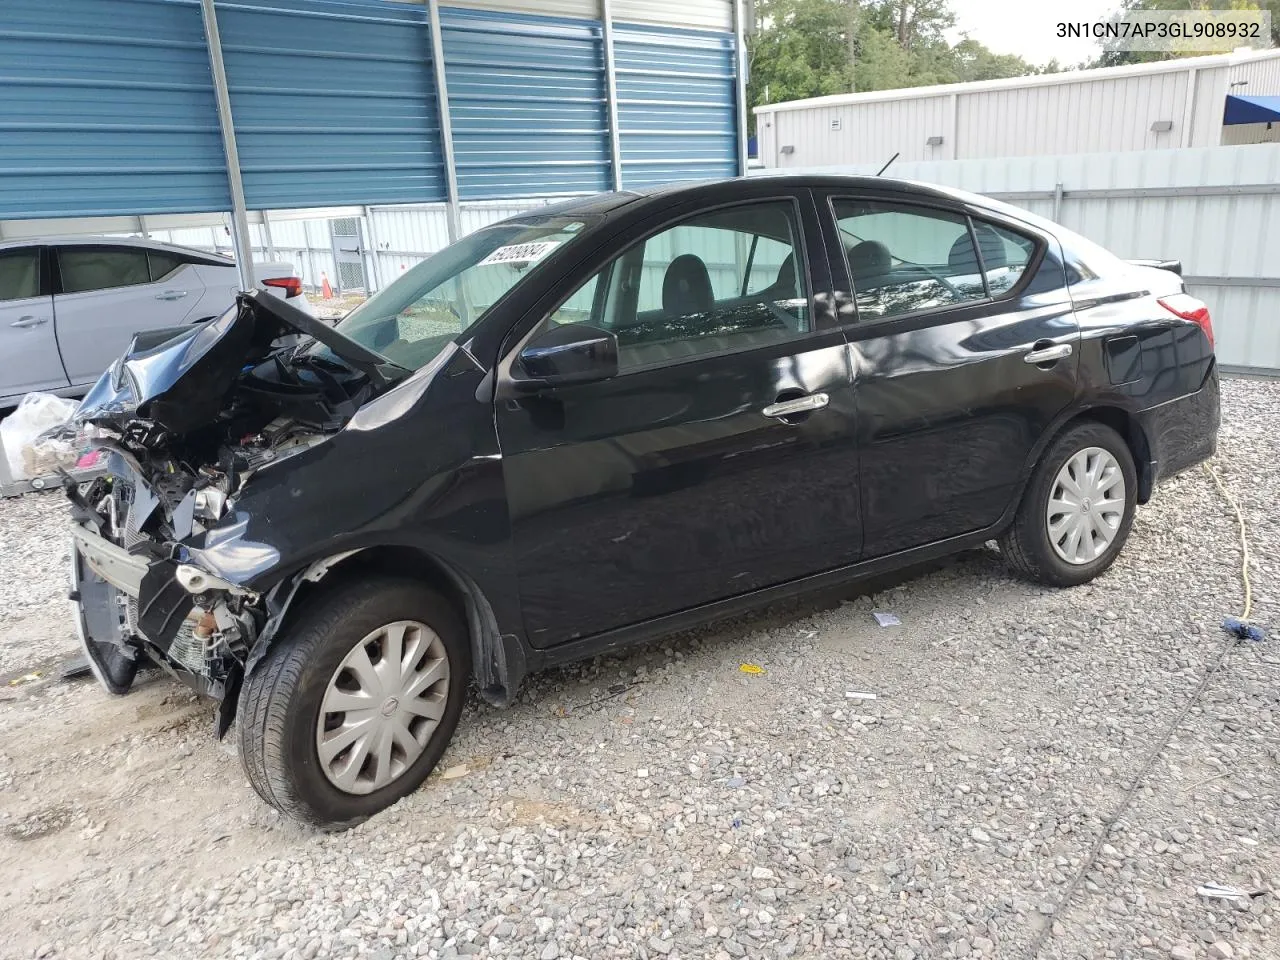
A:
1046;446;1127;565
316;620;450;795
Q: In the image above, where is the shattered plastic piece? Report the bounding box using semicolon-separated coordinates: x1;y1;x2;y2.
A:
438;764;470;781
845;691;878;701
739;663;765;675
1197;883;1267;901
1222;617;1266;642
872;612;900;627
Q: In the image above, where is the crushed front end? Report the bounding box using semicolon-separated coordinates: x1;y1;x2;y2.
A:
69;453;264;712
67;290;405;727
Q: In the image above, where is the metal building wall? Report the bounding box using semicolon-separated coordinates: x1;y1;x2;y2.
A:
1;0;741;227
215;0;447;208
955;72;1190;158
438;7;610;199
760;94;954;169
1230;54;1280;92
613;0;733;30
756;144;1280;375
0;0;231;219
613;22;738;187
756;50;1280;169
397;0;735;31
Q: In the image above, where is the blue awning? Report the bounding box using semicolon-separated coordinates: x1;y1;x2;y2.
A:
1224;94;1280;125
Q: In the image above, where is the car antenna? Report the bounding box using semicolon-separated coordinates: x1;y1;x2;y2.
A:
875;152;900;176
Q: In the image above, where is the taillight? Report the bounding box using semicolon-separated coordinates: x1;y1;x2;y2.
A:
262;276;303;298
1158;293;1213;349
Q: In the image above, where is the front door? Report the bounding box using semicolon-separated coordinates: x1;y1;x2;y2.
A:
496;196;861;647
0;246;67;400
818;191;1079;557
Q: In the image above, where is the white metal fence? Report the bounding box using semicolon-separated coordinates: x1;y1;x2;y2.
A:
132;143;1280;375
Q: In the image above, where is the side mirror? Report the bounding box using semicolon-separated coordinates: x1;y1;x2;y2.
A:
516;323;618;388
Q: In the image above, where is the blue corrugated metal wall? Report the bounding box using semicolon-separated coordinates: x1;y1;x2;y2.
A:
613;22;738;188
0;0;230;218
439;7;611;200
0;0;739;220
216;0;447;208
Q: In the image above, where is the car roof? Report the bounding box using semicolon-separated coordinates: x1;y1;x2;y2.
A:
517;175;1016;221
0;234;234;262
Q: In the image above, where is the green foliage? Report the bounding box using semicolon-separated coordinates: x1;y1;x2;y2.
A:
1090;0;1279;67
747;0;1051;130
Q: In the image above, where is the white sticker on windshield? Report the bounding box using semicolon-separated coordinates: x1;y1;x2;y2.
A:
479;241;561;266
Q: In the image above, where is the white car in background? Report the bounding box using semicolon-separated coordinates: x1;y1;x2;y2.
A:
0;236;313;406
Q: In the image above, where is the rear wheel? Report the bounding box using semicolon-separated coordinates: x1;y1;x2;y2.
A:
237;577;469;829
999;421;1137;587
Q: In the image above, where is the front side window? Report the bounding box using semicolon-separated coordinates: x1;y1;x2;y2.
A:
833;200;987;321
546;201;810;370
58;247;151;294
0;249;40;302
325;217;588;371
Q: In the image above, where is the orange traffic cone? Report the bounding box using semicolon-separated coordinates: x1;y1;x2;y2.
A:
321;271;334;299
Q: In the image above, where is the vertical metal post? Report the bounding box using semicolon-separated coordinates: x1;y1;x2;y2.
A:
427;0;460;243
361;206;383;293
137;215;151;239
731;0;749;176
201;0;255;290
600;0;624;191
1180;67;1198;148
1052;182;1064;223
947;92;959;160
260;209;278;261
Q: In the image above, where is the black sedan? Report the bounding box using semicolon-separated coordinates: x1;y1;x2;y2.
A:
69;176;1220;827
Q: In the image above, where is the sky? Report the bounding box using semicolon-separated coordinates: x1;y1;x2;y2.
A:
947;0;1120;66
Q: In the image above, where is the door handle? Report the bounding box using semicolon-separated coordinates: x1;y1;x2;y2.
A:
155;290;189;301
1024;343;1073;365
762;392;829;419
10;315;48;328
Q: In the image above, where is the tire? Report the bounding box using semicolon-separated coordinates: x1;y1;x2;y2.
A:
999;421;1137;588
237;577;469;830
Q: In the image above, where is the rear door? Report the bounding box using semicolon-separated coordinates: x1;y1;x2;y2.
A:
0;246;68;400
495;192;861;647
817;190;1079;557
52;244;206;386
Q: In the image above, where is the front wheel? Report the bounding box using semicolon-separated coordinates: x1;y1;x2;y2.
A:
999;421;1137;587
237;577;469;829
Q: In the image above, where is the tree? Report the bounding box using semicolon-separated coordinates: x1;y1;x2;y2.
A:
1090;0;1278;67
747;0;1049;129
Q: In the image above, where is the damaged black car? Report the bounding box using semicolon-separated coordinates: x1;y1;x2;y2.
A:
68;177;1219;828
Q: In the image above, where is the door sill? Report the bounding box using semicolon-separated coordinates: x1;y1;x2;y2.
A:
529;523;1006;672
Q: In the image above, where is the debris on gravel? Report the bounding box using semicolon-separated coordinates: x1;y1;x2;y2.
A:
0;379;1276;960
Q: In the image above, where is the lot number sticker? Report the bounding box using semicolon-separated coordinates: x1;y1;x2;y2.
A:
479;241;560;266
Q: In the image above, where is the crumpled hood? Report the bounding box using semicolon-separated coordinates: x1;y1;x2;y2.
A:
76;289;403;437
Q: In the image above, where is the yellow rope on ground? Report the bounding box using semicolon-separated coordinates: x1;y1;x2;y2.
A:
1203;461;1253;622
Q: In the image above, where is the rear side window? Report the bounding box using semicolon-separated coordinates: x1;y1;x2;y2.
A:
58;247;151;294
972;221;1035;295
833;200;986;321
147;251;184;282
0;249;40;302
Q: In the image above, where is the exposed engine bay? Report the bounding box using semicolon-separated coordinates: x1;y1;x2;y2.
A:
67;291;408;722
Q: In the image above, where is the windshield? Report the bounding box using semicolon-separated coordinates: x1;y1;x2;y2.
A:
320;216;588;370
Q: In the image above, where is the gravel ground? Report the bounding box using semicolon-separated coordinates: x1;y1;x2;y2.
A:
0;378;1276;960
